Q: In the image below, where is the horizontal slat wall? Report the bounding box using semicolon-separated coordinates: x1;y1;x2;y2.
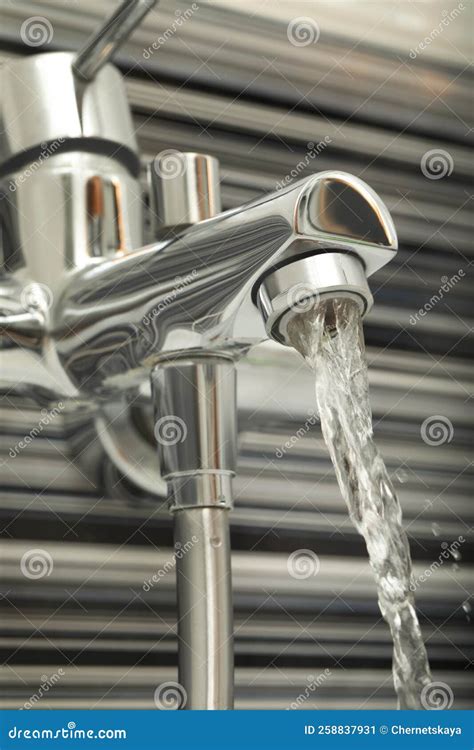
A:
0;0;472;710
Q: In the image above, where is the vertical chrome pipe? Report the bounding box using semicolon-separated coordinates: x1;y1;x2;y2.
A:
73;0;158;81
174;507;233;710
150;355;236;709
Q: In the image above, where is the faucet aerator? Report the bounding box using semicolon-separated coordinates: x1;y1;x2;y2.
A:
255;251;373;345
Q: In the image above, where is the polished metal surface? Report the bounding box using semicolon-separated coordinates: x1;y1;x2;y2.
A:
94;398;167;497
174;508;234;710
0;53;143;404
0;0;471;714
0;53;138;159
256;253;373;345
150;355;236;709
1;163;397;402
73;0;159;81
150;355;236;508
1;149;143;272
0;46;397;408
51;171;393;399
149;151;222;235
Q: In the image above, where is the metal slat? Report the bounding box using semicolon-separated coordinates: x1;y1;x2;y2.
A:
1;0;472;137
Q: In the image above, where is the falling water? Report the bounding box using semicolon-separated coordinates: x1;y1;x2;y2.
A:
287;298;432;709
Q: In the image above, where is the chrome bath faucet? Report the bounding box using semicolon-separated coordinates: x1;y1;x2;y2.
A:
0;0;397;710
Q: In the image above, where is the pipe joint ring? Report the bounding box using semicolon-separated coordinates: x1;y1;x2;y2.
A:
167;471;234;513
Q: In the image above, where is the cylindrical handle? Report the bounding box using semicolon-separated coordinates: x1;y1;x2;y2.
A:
148;152;221;236
73;0;158;81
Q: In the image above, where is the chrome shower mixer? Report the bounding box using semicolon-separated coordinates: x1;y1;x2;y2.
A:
0;0;397;710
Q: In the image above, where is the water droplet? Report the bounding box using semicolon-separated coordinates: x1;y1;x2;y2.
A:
462;600;471;621
431;522;441;537
210;537;222;548
451;549;461;561
451;563;459;572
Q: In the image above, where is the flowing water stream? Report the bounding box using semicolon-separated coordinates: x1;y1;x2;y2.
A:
287;298;432;709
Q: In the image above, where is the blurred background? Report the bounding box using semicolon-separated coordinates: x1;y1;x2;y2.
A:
0;0;472;709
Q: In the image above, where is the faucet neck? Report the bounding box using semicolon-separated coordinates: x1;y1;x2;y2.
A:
150;354;236;512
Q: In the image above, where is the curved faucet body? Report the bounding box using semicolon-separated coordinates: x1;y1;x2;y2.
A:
57;169;396;396
2;146;397;403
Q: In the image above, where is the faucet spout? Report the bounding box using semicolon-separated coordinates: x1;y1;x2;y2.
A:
54;171;397;397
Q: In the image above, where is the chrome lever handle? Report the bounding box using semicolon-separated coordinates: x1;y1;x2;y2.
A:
73;0;158;81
